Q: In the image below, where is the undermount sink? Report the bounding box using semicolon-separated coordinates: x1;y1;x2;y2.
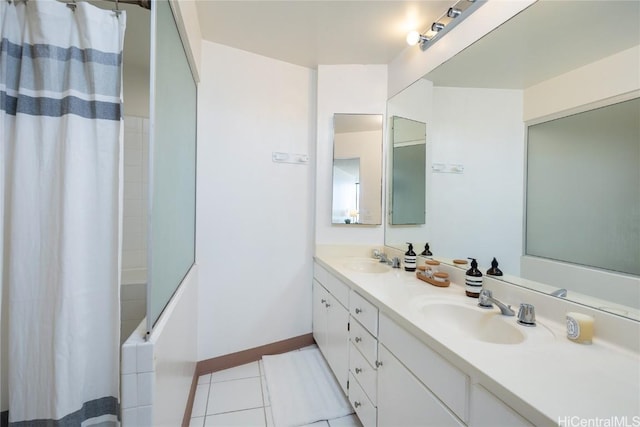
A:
413;299;526;345
343;258;390;274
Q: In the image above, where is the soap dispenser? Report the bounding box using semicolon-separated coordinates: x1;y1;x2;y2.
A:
465;258;483;298
420;243;432;258
404;243;417;272
486;257;503;276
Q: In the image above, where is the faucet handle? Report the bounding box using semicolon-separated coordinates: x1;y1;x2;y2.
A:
478;289;493;308
517;303;536;327
391;257;401;268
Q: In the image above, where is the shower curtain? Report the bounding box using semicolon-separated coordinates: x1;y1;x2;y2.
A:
0;1;125;425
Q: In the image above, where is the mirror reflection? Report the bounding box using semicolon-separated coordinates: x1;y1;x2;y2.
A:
391;116;426;225
332;114;383;225
385;0;640;320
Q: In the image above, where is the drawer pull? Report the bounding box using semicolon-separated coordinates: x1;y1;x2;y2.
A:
354;401;361;408
355;367;362;374
355;308;362;314
375;360;383;368
354;337;362;343
321;299;327;304
325;303;331;308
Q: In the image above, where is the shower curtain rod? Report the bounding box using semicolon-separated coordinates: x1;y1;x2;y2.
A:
100;0;151;10
8;0;151;10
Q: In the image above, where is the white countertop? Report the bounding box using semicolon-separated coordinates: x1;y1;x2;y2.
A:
314;248;640;426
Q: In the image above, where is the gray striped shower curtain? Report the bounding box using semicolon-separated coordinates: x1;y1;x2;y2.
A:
1;1;125;425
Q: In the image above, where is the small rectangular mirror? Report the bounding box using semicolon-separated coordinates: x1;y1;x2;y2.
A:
390;116;426;225
332;114;383;225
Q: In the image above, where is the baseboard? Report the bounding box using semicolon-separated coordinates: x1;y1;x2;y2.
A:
181;333;315;426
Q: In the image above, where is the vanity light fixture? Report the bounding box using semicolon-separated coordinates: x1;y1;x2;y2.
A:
406;30;431;47
447;7;462;18
406;0;483;51
431;22;445;32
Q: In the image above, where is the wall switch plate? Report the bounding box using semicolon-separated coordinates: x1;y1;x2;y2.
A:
272;152;309;164
432;163;464;173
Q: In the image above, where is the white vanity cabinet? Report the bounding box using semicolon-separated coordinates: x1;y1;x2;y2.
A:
377;312;468;426
377;344;464;427
469;384;533;427
312;264;350;394
348;290;380;427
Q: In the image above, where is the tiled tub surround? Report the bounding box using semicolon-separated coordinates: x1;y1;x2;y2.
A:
121;280;146;344
122;115;149;276
315;245;640;425
121;115;149;344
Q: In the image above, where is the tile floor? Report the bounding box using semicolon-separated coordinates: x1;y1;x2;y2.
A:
189;347;362;427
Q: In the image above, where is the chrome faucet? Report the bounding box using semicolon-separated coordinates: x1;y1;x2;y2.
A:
550;288;567;298
378;253;391;264
478;289;515;316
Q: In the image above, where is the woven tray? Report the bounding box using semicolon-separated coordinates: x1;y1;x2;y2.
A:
416;272;450;287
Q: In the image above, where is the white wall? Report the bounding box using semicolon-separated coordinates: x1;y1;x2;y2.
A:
523;45;640;121
196;41;316;360
429;87;524;274
151;265;198;426
316;65;388;246
169;0;202;80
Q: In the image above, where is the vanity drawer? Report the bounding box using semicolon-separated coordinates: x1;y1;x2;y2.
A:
350;291;378;336
349;342;377;405
379;312;469;422
349;372;377;427
350;317;378;367
314;262;349;308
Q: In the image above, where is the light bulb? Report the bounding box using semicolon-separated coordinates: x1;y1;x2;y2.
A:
406;30;421;46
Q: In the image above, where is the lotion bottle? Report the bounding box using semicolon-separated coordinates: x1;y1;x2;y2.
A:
465;258;483;298
404;243;417;272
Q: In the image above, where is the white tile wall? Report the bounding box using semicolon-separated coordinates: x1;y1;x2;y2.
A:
122;115;149;273
120;326;155;426
121;116;149;347
121;283;146;344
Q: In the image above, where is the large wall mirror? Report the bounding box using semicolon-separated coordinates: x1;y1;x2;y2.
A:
332;114;383;225
526;98;639;277
385;0;640;320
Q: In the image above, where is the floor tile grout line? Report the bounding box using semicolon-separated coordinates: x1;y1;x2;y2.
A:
257;358;267;426
210;374;261;384
204;405;266;418
203;377;213;420
258;367;268;426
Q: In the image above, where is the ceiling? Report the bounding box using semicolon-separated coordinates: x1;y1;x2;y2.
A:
195;1;452;68
111;1;640;93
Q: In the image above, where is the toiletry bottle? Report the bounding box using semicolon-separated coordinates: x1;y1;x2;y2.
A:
465;258;483;298
404;243;417;272
486;257;503;276
421;243;432;258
